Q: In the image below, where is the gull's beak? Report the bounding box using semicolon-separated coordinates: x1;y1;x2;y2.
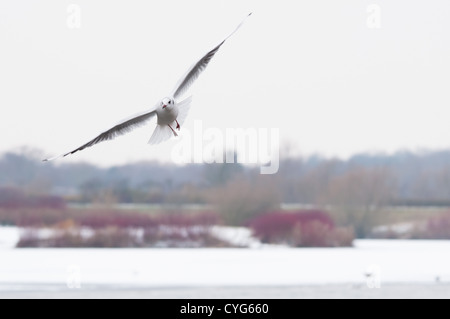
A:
162;105;167;109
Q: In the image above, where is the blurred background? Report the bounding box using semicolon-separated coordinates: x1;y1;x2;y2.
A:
1;0;450;298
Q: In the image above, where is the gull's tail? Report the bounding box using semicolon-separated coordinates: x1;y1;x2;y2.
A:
148;124;175;145
176;95;192;126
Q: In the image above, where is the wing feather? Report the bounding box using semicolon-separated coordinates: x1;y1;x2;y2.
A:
171;13;252;99
43;109;157;161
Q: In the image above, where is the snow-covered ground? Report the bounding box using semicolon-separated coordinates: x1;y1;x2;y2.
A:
1;227;450;287
210;226;285;248
0;227;19;249
1;226;450;298
372;222;418;236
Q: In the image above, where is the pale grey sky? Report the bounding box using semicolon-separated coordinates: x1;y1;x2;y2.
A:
1;0;449;166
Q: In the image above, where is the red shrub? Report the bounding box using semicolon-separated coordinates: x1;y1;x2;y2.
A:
249;210;352;247
249;210;334;243
79;211;156;229
0;187;65;210
426;213;450;239
16;210;227;248
156;212;220;228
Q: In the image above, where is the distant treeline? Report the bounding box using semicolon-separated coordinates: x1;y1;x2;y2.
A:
1;148;450;206
2;148;450;241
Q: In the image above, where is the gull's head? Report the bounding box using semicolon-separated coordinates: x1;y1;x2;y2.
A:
161;97;174;110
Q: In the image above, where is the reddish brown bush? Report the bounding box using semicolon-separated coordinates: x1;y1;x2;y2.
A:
249;210;353;247
425;213;450;239
15;211;227;248
0;187;65;210
17;227;139;248
78;211;156;229
249;210;334;243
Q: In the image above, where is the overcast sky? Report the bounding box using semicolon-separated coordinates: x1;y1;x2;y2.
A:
1;0;449;166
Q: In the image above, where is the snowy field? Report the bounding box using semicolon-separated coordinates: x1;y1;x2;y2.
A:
1;227;450;299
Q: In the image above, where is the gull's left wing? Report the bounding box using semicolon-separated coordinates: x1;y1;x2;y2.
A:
171;13;252;100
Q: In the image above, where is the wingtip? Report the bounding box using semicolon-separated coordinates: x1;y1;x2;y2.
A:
248;12;253;16
42;153;64;162
42;157;54;163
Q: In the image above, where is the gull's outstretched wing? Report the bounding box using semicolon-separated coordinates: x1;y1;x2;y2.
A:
43;108;157;161
171;13;252;100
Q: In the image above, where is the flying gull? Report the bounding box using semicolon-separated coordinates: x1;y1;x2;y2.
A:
43;13;252;162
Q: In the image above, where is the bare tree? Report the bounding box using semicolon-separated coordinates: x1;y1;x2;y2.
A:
206;174;281;226
321;166;396;238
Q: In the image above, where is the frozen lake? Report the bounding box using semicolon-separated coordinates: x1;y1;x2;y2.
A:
0;227;449;298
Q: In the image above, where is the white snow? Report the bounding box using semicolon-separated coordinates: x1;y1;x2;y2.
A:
211;226;282;248
0;227;20;249
372;222;417;235
1;225;450;288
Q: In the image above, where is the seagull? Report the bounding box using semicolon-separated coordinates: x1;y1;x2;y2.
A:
43;13;252;162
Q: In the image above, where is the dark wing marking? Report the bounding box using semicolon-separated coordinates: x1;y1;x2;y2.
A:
171;13;252;99
43;109;156;161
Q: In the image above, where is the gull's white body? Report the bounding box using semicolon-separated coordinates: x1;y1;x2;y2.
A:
43;13;251;162
156;103;179;126
149;96;192;145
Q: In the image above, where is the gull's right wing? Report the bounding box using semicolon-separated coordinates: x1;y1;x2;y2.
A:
43;108;157;161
